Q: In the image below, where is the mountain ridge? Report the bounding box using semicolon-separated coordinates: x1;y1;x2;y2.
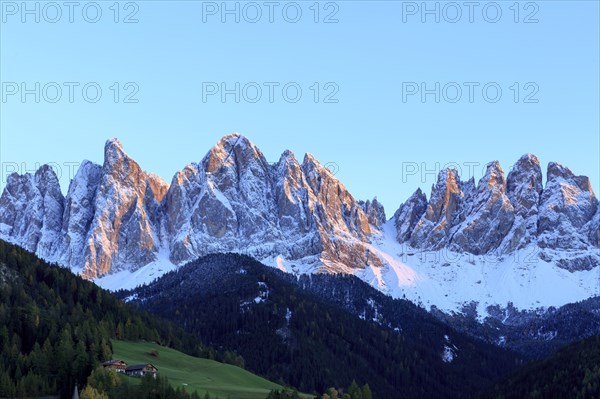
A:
1;134;598;316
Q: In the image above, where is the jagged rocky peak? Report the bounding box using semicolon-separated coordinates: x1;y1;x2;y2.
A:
0;165;65;256
201;133;275;216
409;168;465;249
499;153;543;251
104;137;124;163
506;154;543;215
426;168;463;221
103;137;169;200
204;133;268;174
359;197;387;228
301;152;371;239
273;149;315;235
394;189;427;243
35;164;64;198
275;150;305;189
165;134;374;270
477;161;506;192
81;138;169;278
164;162;202;237
547;162;596;197
538;162;598;251
166;134;281;265
451;161;515;255
396;154;598;262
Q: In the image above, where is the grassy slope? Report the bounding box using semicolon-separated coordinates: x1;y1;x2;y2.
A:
112;340;288;399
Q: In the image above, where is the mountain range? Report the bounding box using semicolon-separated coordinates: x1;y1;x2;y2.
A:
1;134;598;316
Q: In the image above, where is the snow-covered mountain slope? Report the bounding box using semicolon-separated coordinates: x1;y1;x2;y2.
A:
1;134;598;317
355;220;600;318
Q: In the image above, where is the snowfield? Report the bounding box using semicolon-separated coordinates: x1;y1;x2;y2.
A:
359;220;600;318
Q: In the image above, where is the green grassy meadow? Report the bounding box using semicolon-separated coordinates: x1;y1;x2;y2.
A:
111;340;292;399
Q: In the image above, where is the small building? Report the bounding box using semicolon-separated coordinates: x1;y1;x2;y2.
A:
125;364;158;378
102;360;128;373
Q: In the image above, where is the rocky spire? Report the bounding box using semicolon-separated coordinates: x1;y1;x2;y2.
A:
410;168;466;249
451;161;515;254
394;189;427;243
0;165;64;256
81;139;169;277
359;197;387;228
537;162;598;250
499;154;543;251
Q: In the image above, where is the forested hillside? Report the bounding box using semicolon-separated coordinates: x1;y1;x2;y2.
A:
484;333;600;398
0;240;204;398
122;253;522;399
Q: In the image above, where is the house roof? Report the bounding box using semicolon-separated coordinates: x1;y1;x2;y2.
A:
102;360;126;366
125;364;157;371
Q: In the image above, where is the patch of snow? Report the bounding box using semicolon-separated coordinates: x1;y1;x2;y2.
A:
252;281;269;303
442;335;457;363
123;294;138;303
95;248;178;291
442;345;455;363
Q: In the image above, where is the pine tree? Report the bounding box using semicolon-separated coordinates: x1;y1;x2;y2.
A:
361;384;372;399
348;380;361;399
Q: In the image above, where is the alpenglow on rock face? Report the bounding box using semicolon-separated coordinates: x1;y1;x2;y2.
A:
0;135;598;281
80;139;169;277
0;134;381;278
0;140;169;278
392;154;599;269
359;198;387;228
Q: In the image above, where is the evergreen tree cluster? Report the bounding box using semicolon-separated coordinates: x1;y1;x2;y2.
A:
268;380;373;399
81;367;202;399
484;333;600;398
0;240;204;398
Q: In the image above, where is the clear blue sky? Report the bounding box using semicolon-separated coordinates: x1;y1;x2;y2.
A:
1;1;598;215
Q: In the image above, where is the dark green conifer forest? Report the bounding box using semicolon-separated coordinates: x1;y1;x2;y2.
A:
0;240;202;398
